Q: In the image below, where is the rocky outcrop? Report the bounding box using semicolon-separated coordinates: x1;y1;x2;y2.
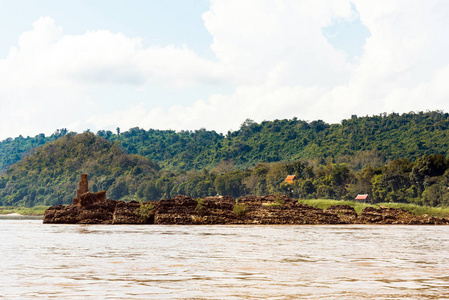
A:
44;175;151;224
72;174;106;207
358;206;449;225
44;175;449;225
235;195;342;225
112;200;147;224
44;194;449;225
325;205;358;223
44;197;154;224
155;195;236;225
77;174;89;199
72;191;107;207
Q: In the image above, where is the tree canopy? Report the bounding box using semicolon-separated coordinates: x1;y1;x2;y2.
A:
0;132;160;206
1;111;449;207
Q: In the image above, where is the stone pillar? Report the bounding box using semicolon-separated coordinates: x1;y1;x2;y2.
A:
77;174;89;198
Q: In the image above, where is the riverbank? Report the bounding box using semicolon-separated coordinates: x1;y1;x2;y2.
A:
0;214;43;220
0;206;48;216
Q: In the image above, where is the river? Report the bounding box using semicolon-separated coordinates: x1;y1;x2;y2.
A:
1;220;449;299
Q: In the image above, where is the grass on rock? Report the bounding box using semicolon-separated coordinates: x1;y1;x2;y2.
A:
298;199;449;218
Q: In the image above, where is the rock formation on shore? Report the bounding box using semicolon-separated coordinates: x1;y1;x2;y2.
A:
43;175;449;225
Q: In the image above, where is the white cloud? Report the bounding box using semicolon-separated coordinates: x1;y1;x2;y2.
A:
203;0;355;87
0;16;223;139
90;84;325;134
127;0;449;132
2;1;449;140
194;0;449;124
85;103;148;131
1;17;221;89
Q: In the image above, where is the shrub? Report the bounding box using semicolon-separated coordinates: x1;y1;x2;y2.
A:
134;203;155;220
195;198;205;214
233;203;247;217
271;194;285;207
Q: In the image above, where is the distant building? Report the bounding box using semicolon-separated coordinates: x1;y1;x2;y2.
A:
284;175;298;184
355;194;371;202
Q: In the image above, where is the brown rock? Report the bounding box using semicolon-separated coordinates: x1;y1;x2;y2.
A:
43;177;449;226
77;174;89;199
326;205;358;224
43;204;82;224
113;201;151;224
72;174;106;207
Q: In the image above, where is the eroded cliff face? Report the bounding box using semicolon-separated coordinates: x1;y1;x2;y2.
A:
44;194;449;225
155;195;235;225
44;198;127;224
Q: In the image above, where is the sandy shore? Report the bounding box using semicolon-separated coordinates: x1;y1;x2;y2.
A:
0;213;43;219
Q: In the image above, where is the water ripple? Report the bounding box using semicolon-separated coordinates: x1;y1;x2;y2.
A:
1;221;449;299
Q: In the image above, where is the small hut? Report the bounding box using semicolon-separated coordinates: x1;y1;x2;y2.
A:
355;194;371;202
284;175;298;184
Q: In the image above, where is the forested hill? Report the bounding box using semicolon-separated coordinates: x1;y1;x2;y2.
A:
2;118;449;207
0;133;160;206
106;110;449;170
0;129;69;173
1;111;449;173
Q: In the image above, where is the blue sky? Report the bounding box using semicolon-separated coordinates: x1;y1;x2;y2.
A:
0;0;213;57
0;0;448;140
322;3;370;60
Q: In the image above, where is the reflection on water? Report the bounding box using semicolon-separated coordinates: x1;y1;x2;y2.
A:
1;221;449;299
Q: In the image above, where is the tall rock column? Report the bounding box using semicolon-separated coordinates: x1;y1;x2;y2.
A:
77;174;89;199
73;174;106;206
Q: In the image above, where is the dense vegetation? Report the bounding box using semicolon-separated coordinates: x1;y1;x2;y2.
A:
2;111;449;174
105;111;449;171
0;129;68;173
0;133;160;206
1;111;449;208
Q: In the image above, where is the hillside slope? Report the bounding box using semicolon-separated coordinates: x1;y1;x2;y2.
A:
0;132;160;206
107;111;449;170
1;111;449;173
2;134;449;208
0;129;68;173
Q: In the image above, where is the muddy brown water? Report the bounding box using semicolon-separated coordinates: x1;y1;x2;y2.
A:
1;220;449;299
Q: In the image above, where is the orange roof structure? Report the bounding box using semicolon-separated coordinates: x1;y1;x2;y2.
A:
355;194;370;201
284;175;297;184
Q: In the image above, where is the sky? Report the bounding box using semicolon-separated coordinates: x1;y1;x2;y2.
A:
1;0;449;140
